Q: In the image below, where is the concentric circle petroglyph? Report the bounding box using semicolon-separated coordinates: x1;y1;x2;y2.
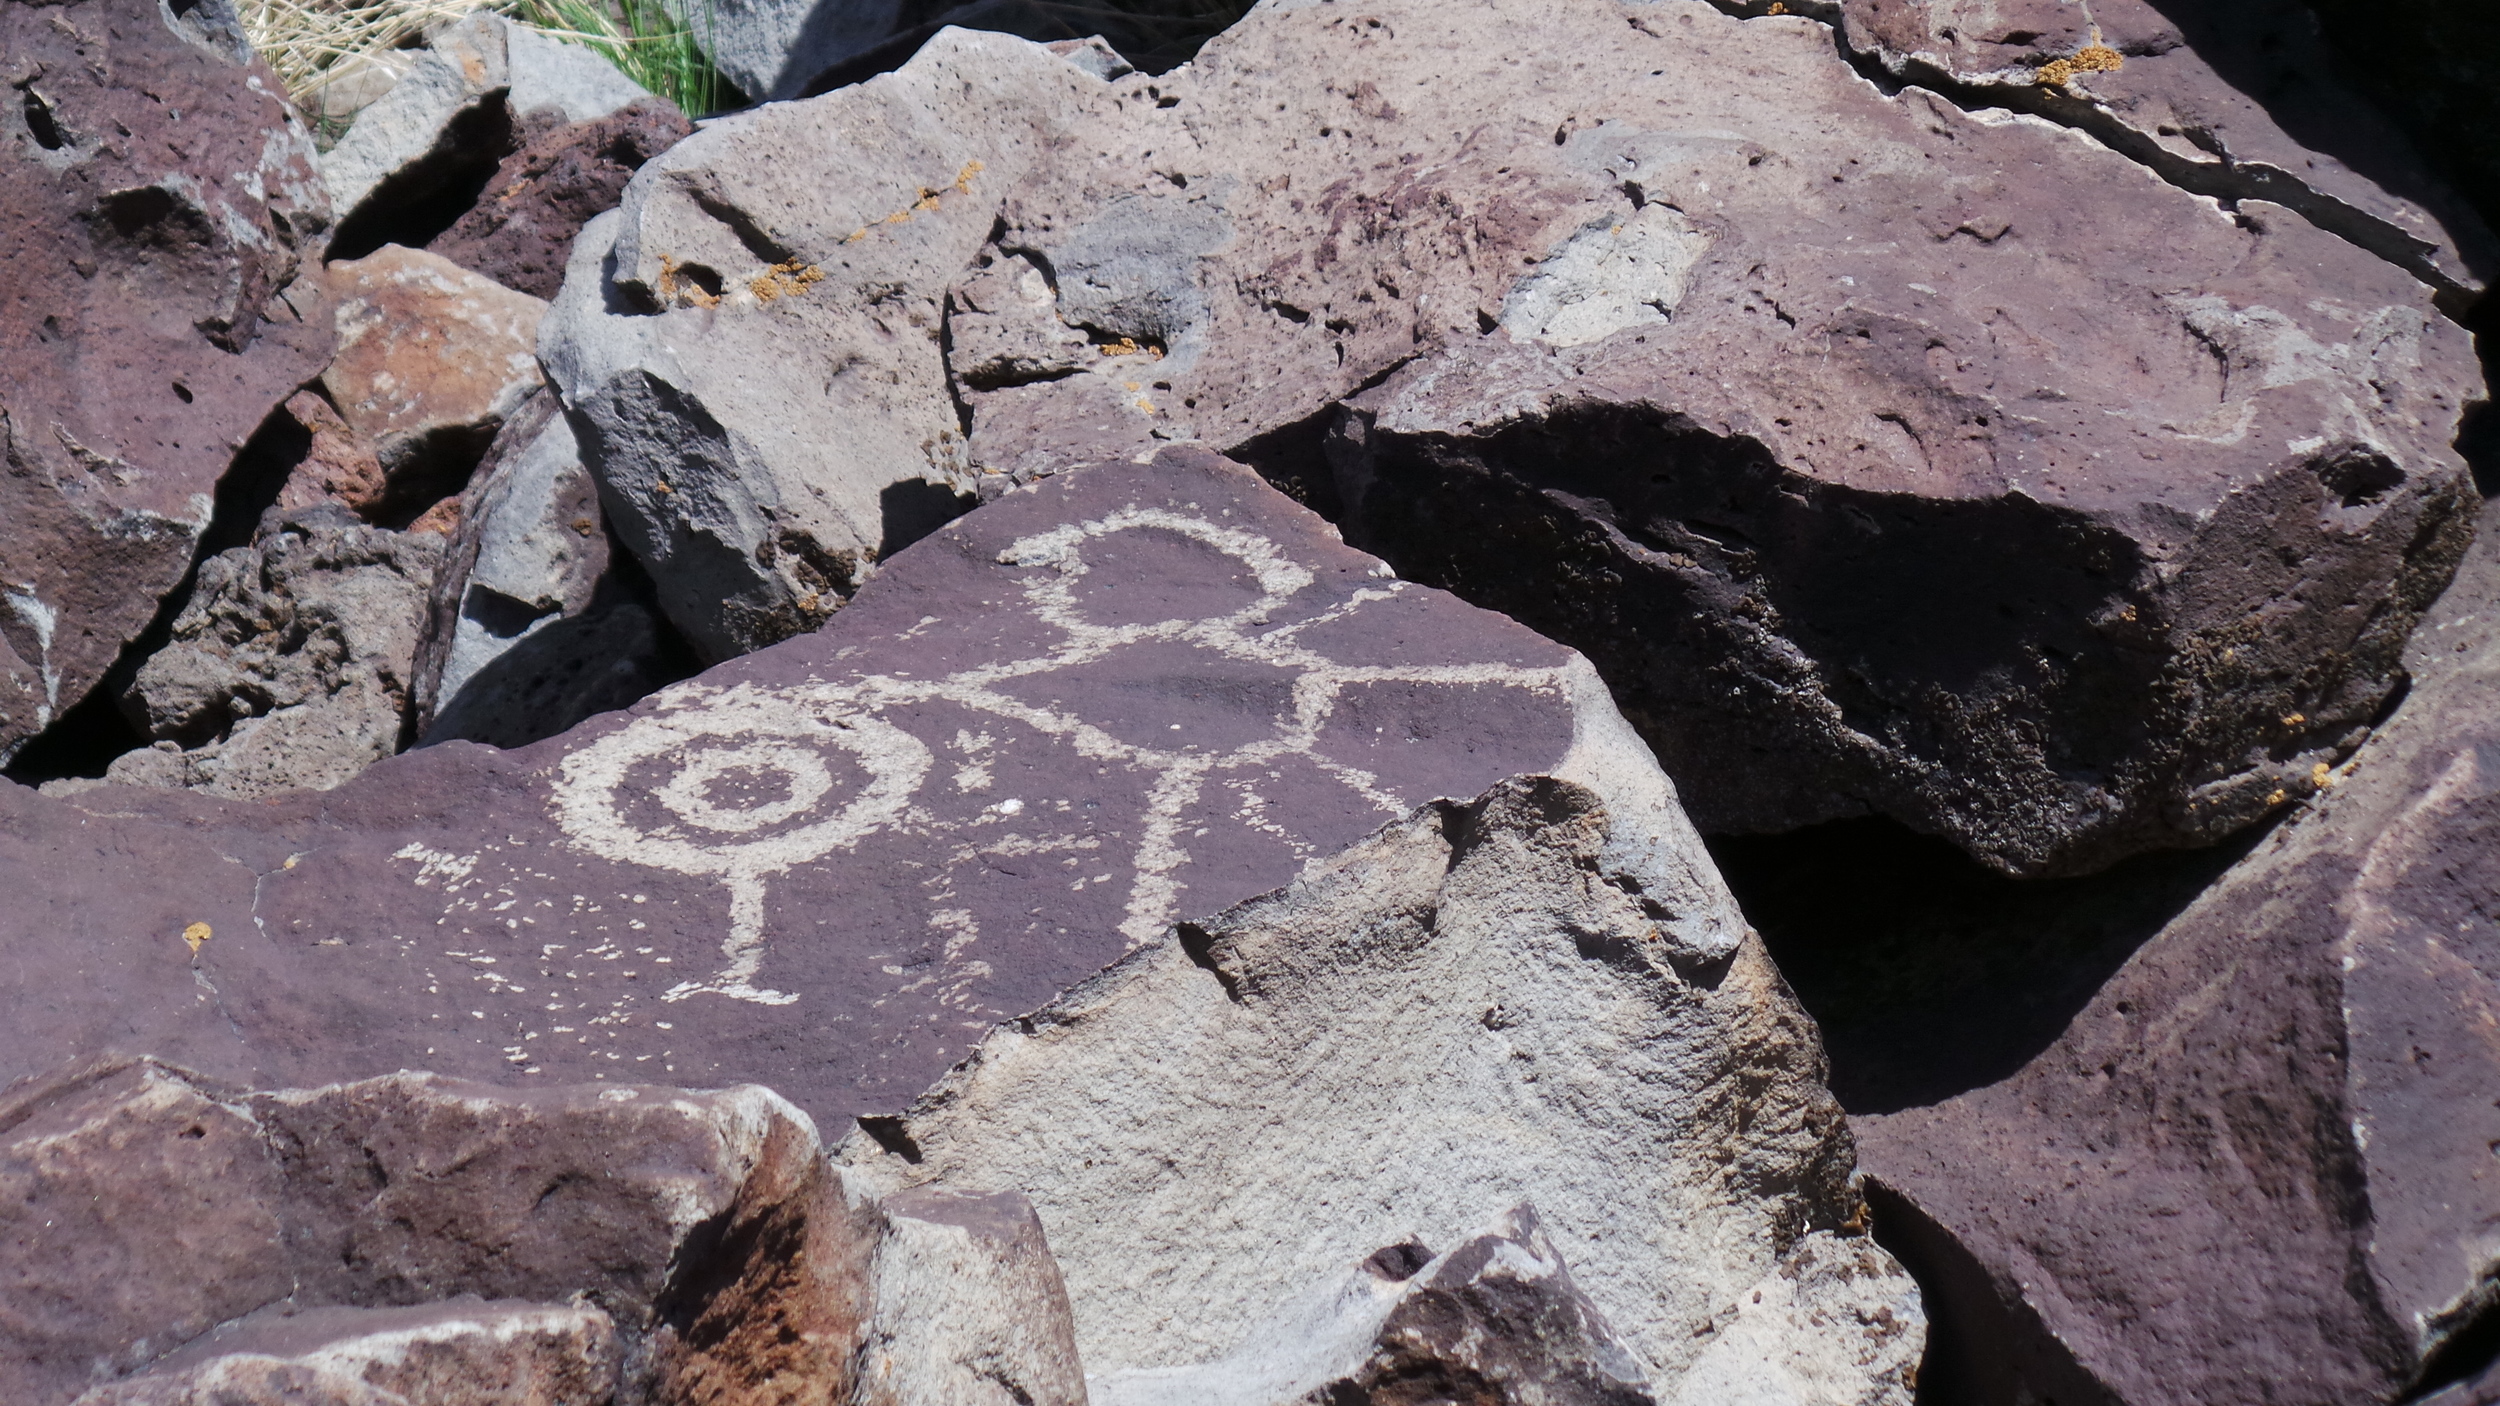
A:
548;509;1579;1006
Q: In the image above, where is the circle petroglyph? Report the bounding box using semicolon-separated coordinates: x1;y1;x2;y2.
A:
543;509;1580;1007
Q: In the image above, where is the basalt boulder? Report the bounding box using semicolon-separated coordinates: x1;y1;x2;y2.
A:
554;0;2483;876
430;98;695;302
0;0;332;765
837;774;1921;1402
0;449;1736;1136
1848;495;2500;1403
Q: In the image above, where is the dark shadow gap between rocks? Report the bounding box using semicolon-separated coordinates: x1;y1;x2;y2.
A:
326;98;521;263
3;395;310;787
1706;815;2271;1115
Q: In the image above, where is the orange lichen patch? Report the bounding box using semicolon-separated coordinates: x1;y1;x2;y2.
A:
1097;337;1164;359
751;259;826;304
2280;711;2307;728
656;256;720;309
2265;788;2289;807
1766;2;1787;12
2311;761;2335;789
844;161;987;242
182;922;211;953
2036;44;2123;86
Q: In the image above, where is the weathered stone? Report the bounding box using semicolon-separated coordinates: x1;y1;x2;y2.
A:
322;246;550;525
73;1300;621;1406
430;98;694;302
686;0;1214;104
108;506;444;799
0;1055;873;1406
0;448;1733;1140
322;15;653;255
1849;495;2500;1403
0;0;332;763
273;391;394;522
837;771;1920;1401
1831;0;2494;304
1090;1205;1657;1406
0;1059;293;1406
563;0;2481;876
856;1187;1086;1406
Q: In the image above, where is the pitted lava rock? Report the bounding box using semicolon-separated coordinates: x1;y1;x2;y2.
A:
0;0;332;764
430;98;694;302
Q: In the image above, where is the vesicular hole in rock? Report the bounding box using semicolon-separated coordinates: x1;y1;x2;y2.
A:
1707;816;2268;1116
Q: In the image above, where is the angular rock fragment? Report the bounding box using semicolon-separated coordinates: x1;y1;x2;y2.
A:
272;390;394;523
1;449;1728;1136
1832;0;2494;303
1090;1206;1657;1406
0;1056;871;1406
1853;497;2500;1404
856;1188;1087;1406
838;771;1921;1401
0;0;332;764
322;15;655;256
72;1301;621;1406
431;98;695;302
322;247;551;524
564;0;2483;875
108;506;444;799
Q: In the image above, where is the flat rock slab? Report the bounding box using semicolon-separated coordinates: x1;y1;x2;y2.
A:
0;0;332;762
0;449;1722;1129
1854;497;2500;1404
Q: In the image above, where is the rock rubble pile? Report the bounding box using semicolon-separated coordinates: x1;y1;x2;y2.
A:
0;0;2493;1402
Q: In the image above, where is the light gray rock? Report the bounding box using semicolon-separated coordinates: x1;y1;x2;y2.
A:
322;14;651;249
109;507;445;800
536;30;1118;660
1090;1205;1658;1406
857;1188;1087;1406
839;775;1922;1403
71;1300;621;1406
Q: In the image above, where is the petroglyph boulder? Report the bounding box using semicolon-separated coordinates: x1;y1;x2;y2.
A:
839;774;1922;1402
0;0;332;764
0;449;1731;1134
552;0;2482;876
1849;497;2500;1403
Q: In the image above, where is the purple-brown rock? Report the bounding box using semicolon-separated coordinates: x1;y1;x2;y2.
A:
0;448;1728;1133
556;0;2485;878
1851;496;2500;1404
430;98;694;302
0;0;332;763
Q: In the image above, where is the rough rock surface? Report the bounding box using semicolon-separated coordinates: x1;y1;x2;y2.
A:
1089;1205;1657;1406
321;15;653;256
71;1301;620;1406
1852;496;2500;1404
687;0;1215;104
857;1188;1087;1406
430;98;694;302
1830;0;2494;302
106;506;444;800
412;392;691;750
838;773;1922;1401
0;1057;843;1406
561;0;2484;876
272;391;394;523
322;246;550;525
0;450;1730;1132
0;0;333;764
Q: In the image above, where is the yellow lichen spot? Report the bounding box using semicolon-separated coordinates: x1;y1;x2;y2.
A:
1136;398;1157;414
2280;711;2306;728
1125;381;1143;391
915;188;944;212
182;922;211;954
1100;337;1145;357
848;228;870;243
2265;789;2288;807
751;259;827;304
1766;1;1787;12
884;209;913;225
656;256;720;309
654;481;674;495
2037;43;2122;86
2312;761;2335;789
955;159;985;194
